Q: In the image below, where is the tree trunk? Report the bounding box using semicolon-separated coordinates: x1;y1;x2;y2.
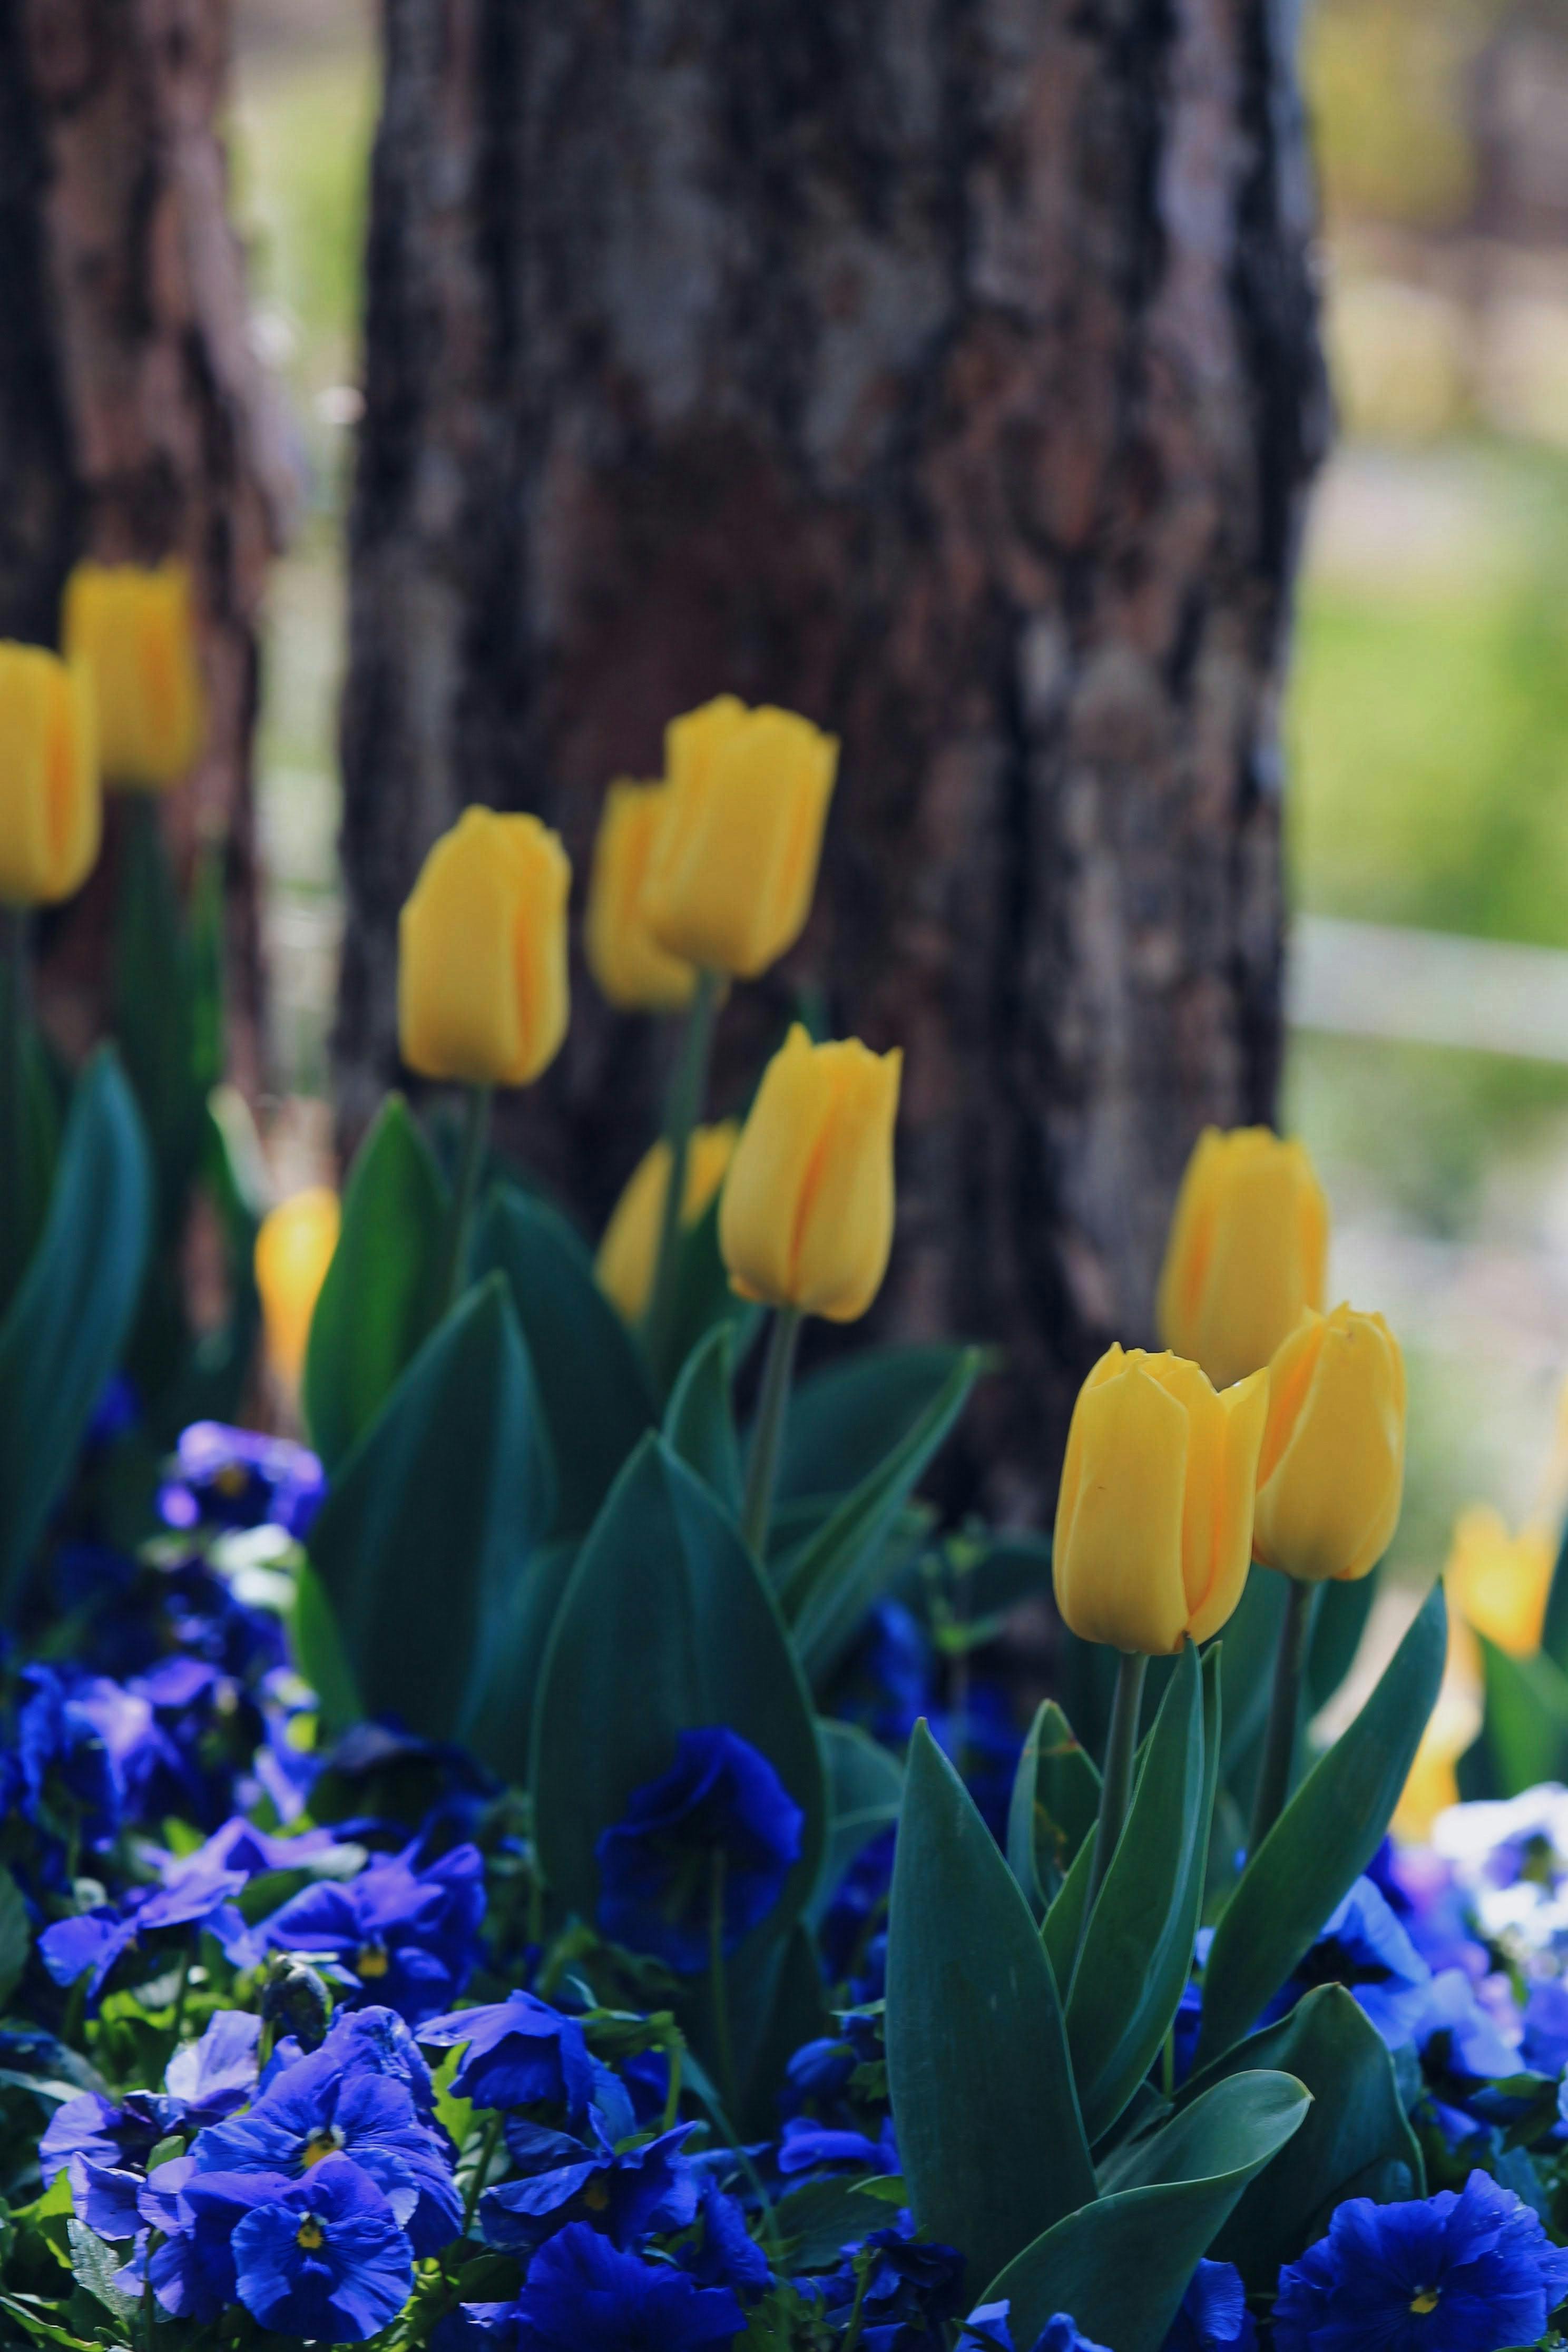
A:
0;0;292;1086
339;0;1328;1518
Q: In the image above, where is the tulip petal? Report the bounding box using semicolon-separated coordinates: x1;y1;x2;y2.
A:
1053;1364;1191;1655
1254;1307;1405;1584
789;1045;901;1322
1189;1367;1269;1641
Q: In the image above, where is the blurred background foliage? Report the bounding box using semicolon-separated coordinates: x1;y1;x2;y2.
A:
229;0;1568;1581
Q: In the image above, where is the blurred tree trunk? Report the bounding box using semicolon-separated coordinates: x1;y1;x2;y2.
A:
339;0;1328;1517
0;0;291;1087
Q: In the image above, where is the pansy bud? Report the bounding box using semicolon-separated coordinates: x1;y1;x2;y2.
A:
398;807;571;1086
643;696;837;978
61;558;203;791
585;779;699;1011
1252;1304;1405;1585
1444;1504;1552;1660
1053;1345;1269;1655
0;644;99;905
719;1024;900;1324
596;1121;739;1324
254;1187;341;1388
1157;1126;1329;1390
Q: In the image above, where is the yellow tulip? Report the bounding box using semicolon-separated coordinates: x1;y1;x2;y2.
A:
1445;1504;1553;1660
254;1187;341;1388
398;808;571;1086
1393;1614;1482;1841
596;1122;739;1323
61;560;202;790
718;1024;900;1323
1252;1304;1405;1584
1157;1126;1329;1389
585;779;699;1011
0;644;99;905
1053;1346;1269;1655
643;697;837;978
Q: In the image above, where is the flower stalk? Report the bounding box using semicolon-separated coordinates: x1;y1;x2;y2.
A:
1078;1650;1148;1968
741;1306;802;1558
434;1082;493;1320
644;966;721;1366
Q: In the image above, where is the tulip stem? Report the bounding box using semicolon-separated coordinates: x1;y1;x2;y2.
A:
0;910;30;1320
1249;1575;1320;1857
742;1306;802;1558
644;967;722;1377
1079;1651;1148;1966
436;1082;492;1318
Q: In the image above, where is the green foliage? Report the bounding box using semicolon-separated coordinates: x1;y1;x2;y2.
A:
1007;1699;1101;1917
886;1722;1094;2292
811;1720;904;1926
1479;1634;1568;1794
663;1321;743;1514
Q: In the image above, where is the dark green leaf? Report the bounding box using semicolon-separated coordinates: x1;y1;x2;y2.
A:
809;1721;904;1927
1197;1584;1447;2068
1007;1700;1101;1916
288;1560;365;1739
1479;1634;1568;1795
645;1192;756;1399
112;797;202;1224
777;2177;893;2268
885;1721;1094;2292
1042;1821;1095;1994
1184;1985;1424;2287
793;1505;934;1695
476;1188;656;1536
1066;1643;1212;2143
985;2071;1310;2349
304;1095;447;1473
663;1322;742;1515
0;1051;152;1620
66;2222;138;2321
0;1863;30;2008
1308;1572;1378;1713
1213;1569;1287;1775
307;1275;555;1742
463;1540;579;1786
777;1344;987;1506
959;1532;1053;1632
531;1436;825;1934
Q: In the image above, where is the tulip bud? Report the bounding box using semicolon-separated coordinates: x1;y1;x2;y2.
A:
61;559;203;791
1252;1304;1405;1585
719;1024;900;1323
585;779;699;1011
643;697;837;978
596;1121;739;1323
1445;1504;1553;1660
398;807;571;1086
1157;1126;1329;1390
1054;1346;1269;1655
0;644;100;906
255;1187;341;1389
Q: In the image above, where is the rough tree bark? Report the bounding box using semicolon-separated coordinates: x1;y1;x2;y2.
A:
0;0;291;1084
339;0;1328;1518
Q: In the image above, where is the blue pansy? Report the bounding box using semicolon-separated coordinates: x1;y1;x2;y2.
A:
41;2089;172;2186
1523;1976;1568;2076
159;1420;326;1539
1289;1876;1434;2047
193;2040;459;2255
40;1847;258;2005
321;2001;442;2119
813;2213;967;2347
1162;2259;1255;2351
480;2118;697;2253
262;1838;485;2022
12;1664;121;1857
418;1988;595;2115
957;2308;1110;2352
229;2154;414;2341
596;1727;803;1974
1272;2168;1568;2352
67;2155;146;2242
141;2161;290;2323
511;2220;744;2349
778;2114;898;2174
162;2007;263;2130
684;2168;772;2296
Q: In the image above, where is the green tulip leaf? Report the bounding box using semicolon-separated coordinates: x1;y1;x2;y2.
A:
531;1435;826;1935
663;1321;743;1515
985;2071;1310;2351
1184;1984;1423;2287
777;1344;987;1506
1196;1583;1447;2068
475;1188;656;1537
1066;1643;1216;2144
1479;1634;1568;1795
288;1560;365;1741
0;1862;31;2011
809;1720;905;1926
304;1094;447;1474
1214;1569;1288;1775
886;1721;1094;2292
307;1274;555;1742
463;1540;579;1787
0;1050;152;1620
644;1192;754;1399
1042;1819;1095;1994
112;801;202;1224
1308;1571;1379;1713
1007;1699;1101;1917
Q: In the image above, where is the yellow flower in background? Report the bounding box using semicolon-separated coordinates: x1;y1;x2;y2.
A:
644;697;837;978
585;779;700;1011
398;808;571;1087
1053;1345;1269;1655
255;1187;341;1388
596;1122;739;1324
1157;1126;1329;1390
62;559;202;790
1252;1304;1406;1584
719;1024;900;1323
1393;1613;1483;1841
0;644;99;906
1445;1504;1553;1659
